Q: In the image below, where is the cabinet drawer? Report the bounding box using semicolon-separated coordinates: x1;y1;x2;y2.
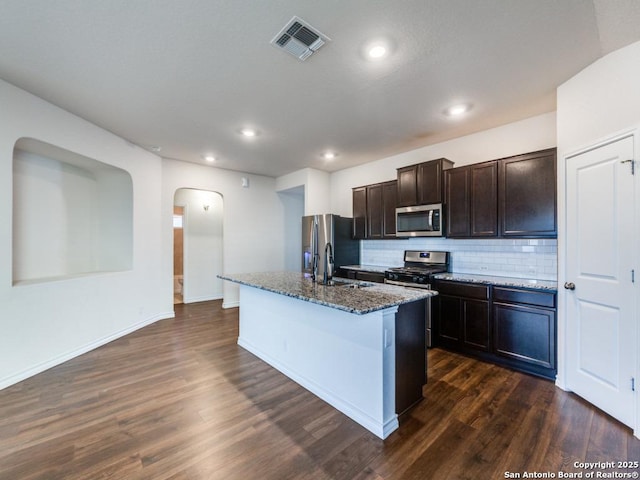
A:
356;271;385;283
434;281;489;300
493;287;555;308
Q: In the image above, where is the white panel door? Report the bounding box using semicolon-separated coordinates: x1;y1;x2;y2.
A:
565;135;636;427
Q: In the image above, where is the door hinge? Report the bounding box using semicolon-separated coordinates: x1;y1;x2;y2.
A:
632;377;636;392
621;159;635;174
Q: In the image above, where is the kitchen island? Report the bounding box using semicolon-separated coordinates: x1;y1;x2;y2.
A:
218;271;437;439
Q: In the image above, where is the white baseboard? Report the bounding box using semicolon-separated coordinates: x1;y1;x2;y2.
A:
183;293;223;304
222;300;239;309
0;310;174;391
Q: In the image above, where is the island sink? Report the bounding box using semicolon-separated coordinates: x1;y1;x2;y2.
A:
324;279;374;288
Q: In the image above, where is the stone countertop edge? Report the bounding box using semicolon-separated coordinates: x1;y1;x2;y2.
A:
218;272;436;315
432;273;557;291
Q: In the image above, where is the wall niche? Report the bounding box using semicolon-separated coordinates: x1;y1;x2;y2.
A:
12;138;133;285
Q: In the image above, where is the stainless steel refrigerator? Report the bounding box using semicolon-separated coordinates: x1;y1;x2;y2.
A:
302;214;360;280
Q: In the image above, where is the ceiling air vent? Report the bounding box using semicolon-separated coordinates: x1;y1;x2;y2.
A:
270;16;330;61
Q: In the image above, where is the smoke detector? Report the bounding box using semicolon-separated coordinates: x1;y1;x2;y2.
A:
271;16;330;61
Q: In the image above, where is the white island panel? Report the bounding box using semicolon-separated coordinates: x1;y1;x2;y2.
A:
237;285;399;439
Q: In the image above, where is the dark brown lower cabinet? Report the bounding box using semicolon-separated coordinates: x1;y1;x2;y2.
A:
492;287;556;379
341;269;385;283
433;281;490;353
434;280;557;380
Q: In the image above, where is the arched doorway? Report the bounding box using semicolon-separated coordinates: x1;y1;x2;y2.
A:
173;188;223;304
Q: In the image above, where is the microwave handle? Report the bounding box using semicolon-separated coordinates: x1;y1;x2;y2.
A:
428;209;433;231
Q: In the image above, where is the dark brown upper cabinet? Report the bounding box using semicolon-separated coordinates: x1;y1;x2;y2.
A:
471;161;499;237
352;186;367;239
381;180;398;238
352;180;398;240
499;149;557;238
444;167;470;237
366;183;384;239
396;158;454;207
444;148;556;239
445;161;498;238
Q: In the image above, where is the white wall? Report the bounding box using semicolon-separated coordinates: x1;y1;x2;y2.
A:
275;169;328;271
174;188;224;303
162;160;287;308
13;144;134;282
557;40;640;155
278;189;304;271
275;167;331;215
0;79;169;389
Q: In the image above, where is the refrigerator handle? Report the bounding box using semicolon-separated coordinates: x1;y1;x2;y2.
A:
311;219;319;282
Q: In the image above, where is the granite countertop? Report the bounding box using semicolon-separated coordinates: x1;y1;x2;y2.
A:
432;273;557;291
218;271;437;315
340;265;391;273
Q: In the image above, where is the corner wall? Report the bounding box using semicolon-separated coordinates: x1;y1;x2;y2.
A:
557;40;640;155
0;79;169;389
275;167;331;215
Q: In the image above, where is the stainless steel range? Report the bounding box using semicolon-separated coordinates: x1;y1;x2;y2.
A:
384;250;450;347
384;250;449;289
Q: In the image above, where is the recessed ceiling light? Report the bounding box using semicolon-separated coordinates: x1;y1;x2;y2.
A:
368;45;387;59
204;155;216;163
444;103;472;117
364;39;391;61
240;128;257;137
322;151;337;160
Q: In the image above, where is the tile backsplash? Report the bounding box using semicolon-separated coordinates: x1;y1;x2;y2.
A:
361;238;557;280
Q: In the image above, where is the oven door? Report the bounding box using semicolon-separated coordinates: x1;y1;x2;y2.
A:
395;204;442;237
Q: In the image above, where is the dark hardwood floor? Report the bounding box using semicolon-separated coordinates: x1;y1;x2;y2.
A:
0;300;638;479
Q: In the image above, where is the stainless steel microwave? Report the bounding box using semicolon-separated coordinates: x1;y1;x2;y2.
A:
396;203;443;237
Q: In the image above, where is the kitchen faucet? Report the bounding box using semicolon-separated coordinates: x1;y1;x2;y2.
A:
312;252;319;282
323;242;334;285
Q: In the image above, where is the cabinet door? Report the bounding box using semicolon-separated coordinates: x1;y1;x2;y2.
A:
436;294;462;349
470;161;498;237
462;299;490;352
444;168;470;237
493;302;556;371
382;180;398;238
396;165;418;207
499;149;557;237
417;160;442;205
395;300;427;415
366;183;384;239
352;187;367;239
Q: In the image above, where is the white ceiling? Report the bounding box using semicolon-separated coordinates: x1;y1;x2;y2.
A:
1;1;640;177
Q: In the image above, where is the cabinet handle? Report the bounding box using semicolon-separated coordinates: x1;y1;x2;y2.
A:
564;282;575;290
